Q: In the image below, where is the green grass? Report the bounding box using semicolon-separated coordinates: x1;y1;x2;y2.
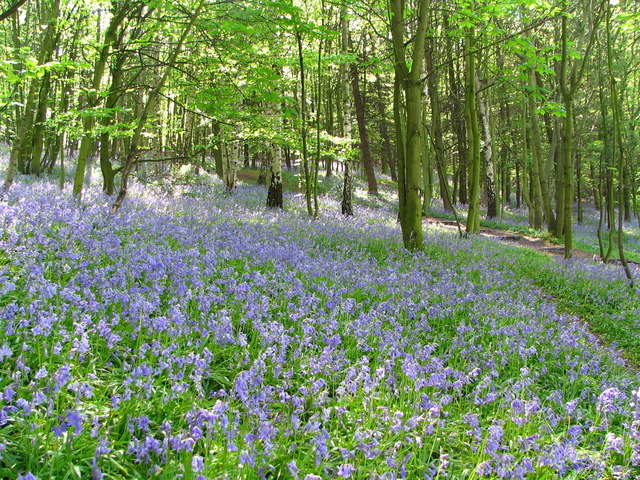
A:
502;246;640;366
0;248;9;266
574;238;640;264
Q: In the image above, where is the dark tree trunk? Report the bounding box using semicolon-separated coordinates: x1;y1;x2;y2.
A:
257;152;269;185
350;61;378;195
515;159;521;208
342;160;353;216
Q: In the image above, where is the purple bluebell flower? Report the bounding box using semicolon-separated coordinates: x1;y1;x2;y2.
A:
191;455;204;473
17;473;37;480
337;464;357;477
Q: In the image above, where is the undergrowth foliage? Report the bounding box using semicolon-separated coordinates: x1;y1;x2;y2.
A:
1;176;640;479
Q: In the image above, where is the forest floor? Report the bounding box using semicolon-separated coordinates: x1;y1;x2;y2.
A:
2;161;640;478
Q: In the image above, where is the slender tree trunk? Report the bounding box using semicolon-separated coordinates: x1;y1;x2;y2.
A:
560;99;574;258
267;97;283;208
623;168;631;221
296;31;313;216
100;41;127;195
606;5;633;284
425;38;453;212
325;76;334;178
339;3;353;216
257;153;270;185
267;146;283;208
0;0;27;22
351;61;378;195
213;122;224;178
4;0;59;188
446;21;467;205
476;76;497;218
31;70;53;175
558;0;602;257
465;30;481;234
527;73;544;229
576;149;583;223
515;158;521;208
375;75;396;181
521;111;534;224
422;122;433;213
224;142;238;193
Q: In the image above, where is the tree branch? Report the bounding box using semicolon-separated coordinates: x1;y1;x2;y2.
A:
0;0;27;22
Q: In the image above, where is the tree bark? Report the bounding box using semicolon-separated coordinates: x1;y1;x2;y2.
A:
350;60;378;195
476;76;497;218
465;30;481;234
267;86;283;208
446;21;467;205
0;0;27;22
605;5;633;284
425;37;453;212
376;76;396;181
339;2;353;216
391;0;429;250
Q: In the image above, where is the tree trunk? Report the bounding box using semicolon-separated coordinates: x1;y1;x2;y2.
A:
476;76;497;218
111;1;202;213
296;31;313;216
74;2;132;197
224;142;238;193
267;130;283;209
351;60;378;195
465;31;481;234
3;0;59;188
515;158;521;208
100;39;127;195
376;76;396;181
339;3;353;216
422;123;433;213
257;153;269;185
446;22;467;205
606;5;633;284
213;122;224;178
558;0;602;257
529;69;556;232
527;74;544;229
425;38;453;213
391;0;428;250
325;77;334;178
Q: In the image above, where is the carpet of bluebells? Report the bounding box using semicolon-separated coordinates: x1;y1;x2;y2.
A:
2;171;640;479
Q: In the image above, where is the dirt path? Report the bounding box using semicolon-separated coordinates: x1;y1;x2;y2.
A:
424;216;627;265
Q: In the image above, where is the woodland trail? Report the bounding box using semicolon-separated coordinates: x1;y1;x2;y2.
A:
424;215;640;269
